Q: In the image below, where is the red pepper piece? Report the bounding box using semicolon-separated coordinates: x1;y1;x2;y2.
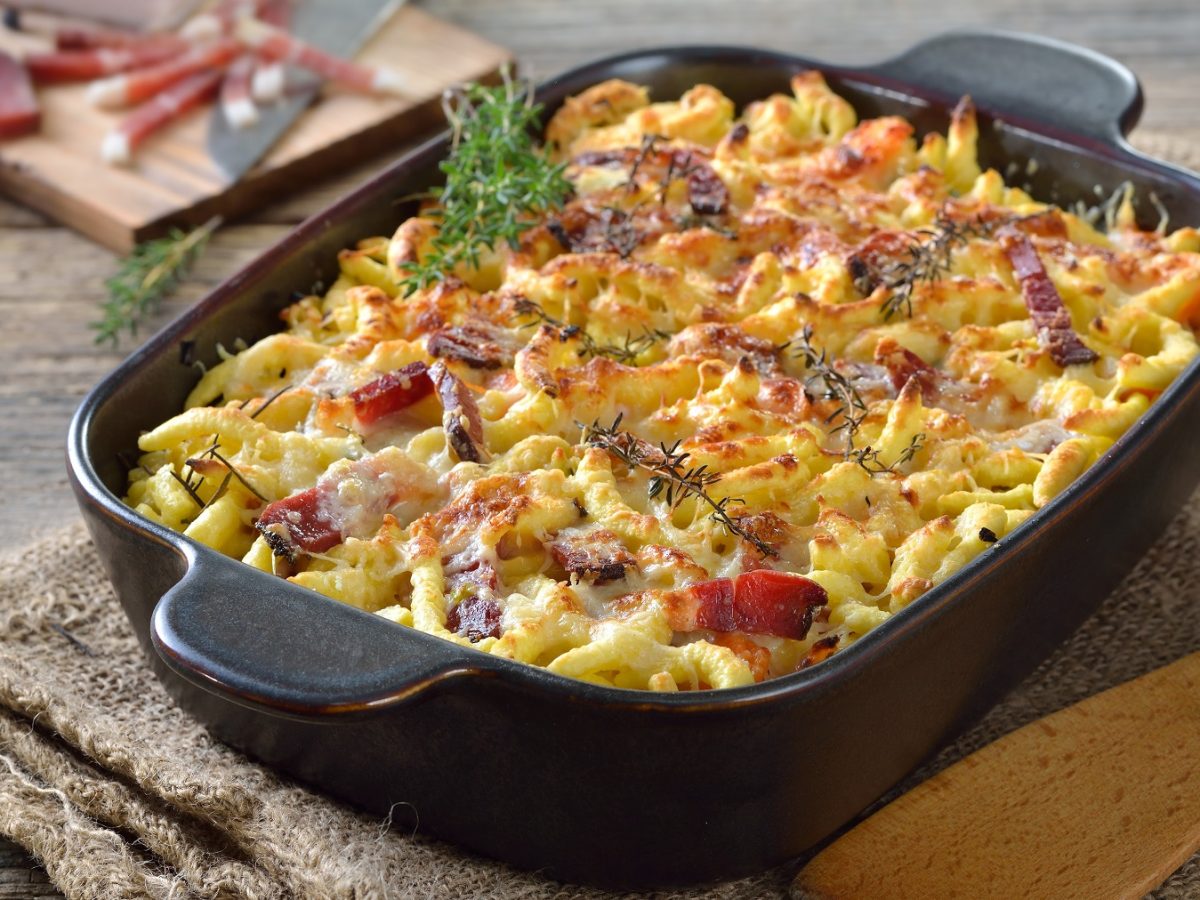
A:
350;362;434;426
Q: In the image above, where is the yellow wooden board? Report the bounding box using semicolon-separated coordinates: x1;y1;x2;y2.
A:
0;6;510;251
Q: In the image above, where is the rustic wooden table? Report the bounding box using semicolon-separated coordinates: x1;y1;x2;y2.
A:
1;0;1197;894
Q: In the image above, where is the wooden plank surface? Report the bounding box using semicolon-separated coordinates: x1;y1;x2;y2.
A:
0;5;510;252
1;0;1198;893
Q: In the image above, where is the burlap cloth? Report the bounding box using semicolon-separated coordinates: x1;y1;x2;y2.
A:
3;132;1200;900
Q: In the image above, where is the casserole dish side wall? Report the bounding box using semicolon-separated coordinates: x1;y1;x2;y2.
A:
68;36;1200;888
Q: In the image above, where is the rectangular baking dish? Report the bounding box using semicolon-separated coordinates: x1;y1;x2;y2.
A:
67;31;1200;888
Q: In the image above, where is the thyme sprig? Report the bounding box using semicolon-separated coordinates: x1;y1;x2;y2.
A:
174;435;267;514
399;68;572;295
514;298;669;365
580;414;777;557
849;433;926;475
94;216;221;347
873;213;994;321
787;324;868;445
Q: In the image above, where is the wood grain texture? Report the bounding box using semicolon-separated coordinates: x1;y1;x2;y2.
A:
1;0;1198;892
0;6;510;252
796;652;1200;899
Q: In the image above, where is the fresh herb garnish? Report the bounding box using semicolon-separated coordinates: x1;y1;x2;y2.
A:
849;433;926;475
580;414;777;557
514;298;669;365
399;68;572;295
93;216;221;347
787;324;869;446
873;213;994;320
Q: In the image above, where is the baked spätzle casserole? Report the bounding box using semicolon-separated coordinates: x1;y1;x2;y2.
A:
125;74;1200;690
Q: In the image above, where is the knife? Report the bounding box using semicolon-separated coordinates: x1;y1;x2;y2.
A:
207;0;405;183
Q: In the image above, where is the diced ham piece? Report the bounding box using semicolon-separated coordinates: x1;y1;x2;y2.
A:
665;570;828;640
999;229;1099;368
220;53;259;129
26;38;188;83
0;51;40;139
349;362;434;427
86;39;240;108
101;69;222;165
235;16;412;96
445;595;503;642
430;361;489;463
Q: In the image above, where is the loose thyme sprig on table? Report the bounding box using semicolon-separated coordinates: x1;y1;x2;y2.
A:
581;414;777;557
513;298;670;365
93;216;222;347
874;213;996;320
398;68;572;295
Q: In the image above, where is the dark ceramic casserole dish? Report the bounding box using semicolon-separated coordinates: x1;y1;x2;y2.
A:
68;31;1200;888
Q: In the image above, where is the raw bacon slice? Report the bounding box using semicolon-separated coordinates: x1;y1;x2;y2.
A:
101;69;222;165
999;229;1099;368
349;362;434;427
0;51;40;139
220;53;259;129
430;361;488;463
86;39;240;108
26;38;188;83
235;16;412;96
665;570;828;640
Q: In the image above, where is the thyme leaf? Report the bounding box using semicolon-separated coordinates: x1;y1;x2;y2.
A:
93;216;221;347
514;298;669;365
786;324;869;447
580;415;777;558
874;213;996;321
399;68;572;295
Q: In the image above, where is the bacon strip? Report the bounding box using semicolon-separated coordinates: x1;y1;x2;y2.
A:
430;362;488;463
256;486;340;557
666;570;828;640
0;51;40;139
101;69;223;165
220;53;259;129
550;529;636;584
235;16;411;96
686;163;729;215
874;338;940;399
1000;229;1099;368
26;39;188;83
445;595;503;642
349;362;434;427
428;322;518;370
86;39;240;108
55;26;161;50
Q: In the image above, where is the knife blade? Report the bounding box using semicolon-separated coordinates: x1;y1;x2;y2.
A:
207;0;405;183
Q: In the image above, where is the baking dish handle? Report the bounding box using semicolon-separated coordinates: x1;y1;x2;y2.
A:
866;30;1142;147
151;550;495;720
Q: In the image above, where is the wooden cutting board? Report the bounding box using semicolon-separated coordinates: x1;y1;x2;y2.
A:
0;6;510;252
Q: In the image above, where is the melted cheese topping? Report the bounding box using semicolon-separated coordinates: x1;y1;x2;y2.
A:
125;74;1200;690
